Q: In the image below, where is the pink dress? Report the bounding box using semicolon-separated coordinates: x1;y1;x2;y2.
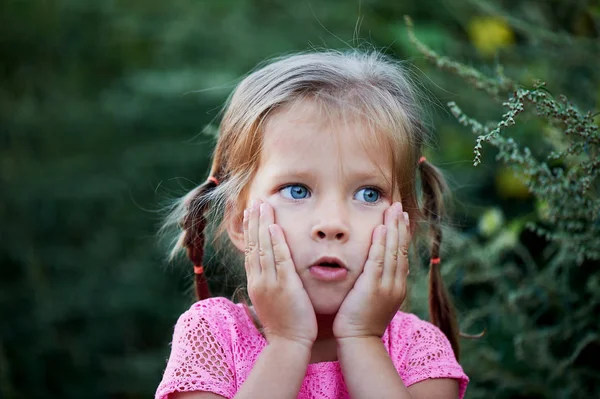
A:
155;297;468;399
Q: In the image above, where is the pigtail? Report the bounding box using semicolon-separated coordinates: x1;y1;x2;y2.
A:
418;157;461;360
180;176;220;301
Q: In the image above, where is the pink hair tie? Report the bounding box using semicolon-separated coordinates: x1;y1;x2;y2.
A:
194;265;205;275
430;257;441;265
418;156;427;165
208;176;219;185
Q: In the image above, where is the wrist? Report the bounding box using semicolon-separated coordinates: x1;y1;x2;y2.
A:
333;322;387;341
268;335;314;353
336;335;381;348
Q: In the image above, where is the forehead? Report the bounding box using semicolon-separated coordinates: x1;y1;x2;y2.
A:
259;100;393;176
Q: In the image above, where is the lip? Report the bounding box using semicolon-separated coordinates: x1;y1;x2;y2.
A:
308;256;349;282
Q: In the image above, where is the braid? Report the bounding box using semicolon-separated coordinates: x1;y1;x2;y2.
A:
181;178;219;301
418;158;461;359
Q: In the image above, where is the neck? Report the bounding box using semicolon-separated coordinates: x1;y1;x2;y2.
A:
308;313;338;364
315;312;336;340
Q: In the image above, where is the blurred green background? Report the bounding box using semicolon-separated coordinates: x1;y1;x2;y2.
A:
2;1;599;398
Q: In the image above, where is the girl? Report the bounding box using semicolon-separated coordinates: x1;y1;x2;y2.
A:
155;51;469;399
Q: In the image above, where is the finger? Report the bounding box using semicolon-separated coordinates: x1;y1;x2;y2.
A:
243;208;253;276
382;203;401;288
364;225;387;276
268;224;296;282
258;202;277;281
396;211;411;282
245;200;261;276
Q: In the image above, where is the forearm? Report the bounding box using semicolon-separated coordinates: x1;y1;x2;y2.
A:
338;337;411;399
234;338;311;399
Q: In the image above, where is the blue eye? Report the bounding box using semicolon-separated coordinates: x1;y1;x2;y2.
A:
355;187;381;203
280;184;310;200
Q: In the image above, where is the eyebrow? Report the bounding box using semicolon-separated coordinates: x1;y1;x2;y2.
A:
269;168;392;188
268;169;315;182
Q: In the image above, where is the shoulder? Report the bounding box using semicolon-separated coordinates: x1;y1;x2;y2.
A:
389;311;453;354
181;296;248;324
386;311;440;348
155;297;251;399
387;311;469;399
173;297;254;343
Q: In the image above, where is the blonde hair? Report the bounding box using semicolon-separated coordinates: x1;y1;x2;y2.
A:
163;49;460;358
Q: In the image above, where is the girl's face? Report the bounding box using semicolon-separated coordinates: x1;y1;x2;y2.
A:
231;100;395;315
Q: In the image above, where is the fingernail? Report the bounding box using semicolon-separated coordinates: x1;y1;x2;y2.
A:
378;225;387;239
268;224;276;237
403;212;409;223
260;203;267;215
243;209;248;220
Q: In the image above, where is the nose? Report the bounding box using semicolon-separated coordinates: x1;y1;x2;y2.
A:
311;201;350;243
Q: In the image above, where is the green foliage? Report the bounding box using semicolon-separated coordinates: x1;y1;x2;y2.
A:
448;84;600;261
405;9;600;399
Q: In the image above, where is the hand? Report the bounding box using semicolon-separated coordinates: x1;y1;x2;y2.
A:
333;202;411;339
244;200;318;349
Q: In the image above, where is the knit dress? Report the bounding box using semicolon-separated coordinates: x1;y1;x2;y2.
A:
156;297;468;399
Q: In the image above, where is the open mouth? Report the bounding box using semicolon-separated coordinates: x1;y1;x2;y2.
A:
319;261;342;268
312;256;347;270
309;256;349;281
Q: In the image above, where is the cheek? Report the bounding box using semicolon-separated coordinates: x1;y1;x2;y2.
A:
352;210;386;251
355;222;378;249
357;207;386;233
268;202;304;240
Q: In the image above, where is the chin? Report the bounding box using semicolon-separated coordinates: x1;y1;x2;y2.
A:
308;291;345;315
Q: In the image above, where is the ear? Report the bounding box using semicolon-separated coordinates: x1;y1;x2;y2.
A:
226;209;246;253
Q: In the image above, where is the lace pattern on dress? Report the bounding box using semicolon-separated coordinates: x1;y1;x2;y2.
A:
155;297;469;399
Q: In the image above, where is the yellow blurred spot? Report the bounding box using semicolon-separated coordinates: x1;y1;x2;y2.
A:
536;200;550;220
479;208;504;237
467;16;515;57
495;167;531;199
